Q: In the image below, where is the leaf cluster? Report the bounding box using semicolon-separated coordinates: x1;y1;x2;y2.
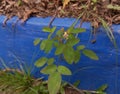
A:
34;26;99;94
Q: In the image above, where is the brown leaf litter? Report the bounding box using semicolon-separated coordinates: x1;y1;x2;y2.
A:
0;0;120;26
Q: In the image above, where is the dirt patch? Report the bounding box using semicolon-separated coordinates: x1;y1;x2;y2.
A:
0;0;120;26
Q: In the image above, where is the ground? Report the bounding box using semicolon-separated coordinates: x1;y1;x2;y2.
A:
0;0;120;26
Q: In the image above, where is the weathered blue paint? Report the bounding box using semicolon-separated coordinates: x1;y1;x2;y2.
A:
0;15;120;94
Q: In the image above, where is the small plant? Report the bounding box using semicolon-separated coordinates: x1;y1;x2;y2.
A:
34;25;99;94
0;58;49;94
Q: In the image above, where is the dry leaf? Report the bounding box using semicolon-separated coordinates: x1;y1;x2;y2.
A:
63;0;70;9
22;0;28;3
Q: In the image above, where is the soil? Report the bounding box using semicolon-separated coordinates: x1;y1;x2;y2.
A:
0;0;120;27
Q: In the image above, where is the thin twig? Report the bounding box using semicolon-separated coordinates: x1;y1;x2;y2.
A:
68;83;100;94
68;83;84;94
48;14;56;27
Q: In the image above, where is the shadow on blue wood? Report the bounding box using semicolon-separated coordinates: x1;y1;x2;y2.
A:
0;15;120;94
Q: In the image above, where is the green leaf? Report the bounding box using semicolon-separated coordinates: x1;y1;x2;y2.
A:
55;43;65;55
67;37;80;46
34;57;48;67
41;64;57;74
40;39;53;53
73;80;80;87
43;27;56;33
67;26;74;32
44;40;53;53
51;27;56;32
47;58;54;65
54;42;59;47
74;51;80;63
40;40;48;50
48;33;53;39
48;27;56;39
63;46;75;64
56;29;64;37
97;84;108;91
68;33;74;39
33;38;41;46
69;28;85;34
58;66;72;75
77;45;85;50
48;72;61;94
43;27;52;32
82;49;99;60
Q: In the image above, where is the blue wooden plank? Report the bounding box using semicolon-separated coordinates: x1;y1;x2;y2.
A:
0;16;120;94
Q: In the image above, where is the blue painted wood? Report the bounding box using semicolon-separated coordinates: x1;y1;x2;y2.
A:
0;15;120;94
